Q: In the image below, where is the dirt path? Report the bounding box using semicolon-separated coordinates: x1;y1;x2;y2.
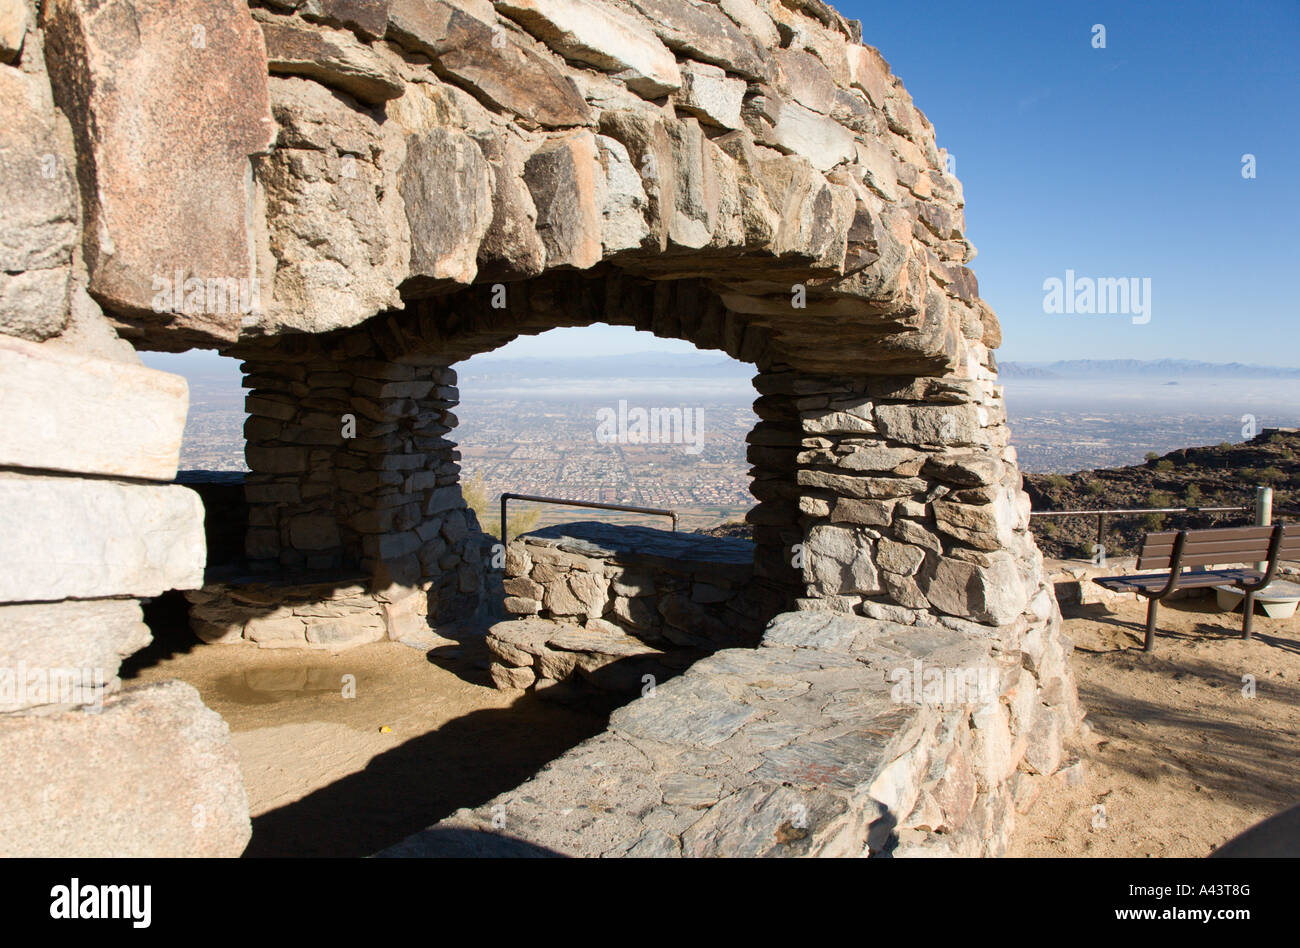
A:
124;633;610;857
1012;595;1300;856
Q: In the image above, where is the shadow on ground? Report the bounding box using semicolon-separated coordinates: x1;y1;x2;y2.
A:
244;680;617;857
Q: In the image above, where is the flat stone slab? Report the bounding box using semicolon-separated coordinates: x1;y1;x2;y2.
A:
0;475;205;602
0;336;189;481
522;521;754;569
386;610;1020;858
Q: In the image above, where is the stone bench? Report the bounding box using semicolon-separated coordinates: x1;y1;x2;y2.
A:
386;610;1078;858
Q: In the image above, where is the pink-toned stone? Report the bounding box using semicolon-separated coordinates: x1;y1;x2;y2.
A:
42;0;275;343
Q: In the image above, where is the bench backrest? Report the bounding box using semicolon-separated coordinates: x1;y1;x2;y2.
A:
1136;522;1299;571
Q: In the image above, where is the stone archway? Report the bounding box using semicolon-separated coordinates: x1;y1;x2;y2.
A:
0;0;1079;856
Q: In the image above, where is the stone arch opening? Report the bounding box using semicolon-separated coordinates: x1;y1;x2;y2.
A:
209;271;808;658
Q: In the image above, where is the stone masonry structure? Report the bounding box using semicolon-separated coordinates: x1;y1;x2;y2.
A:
0;0;1079;856
489;521;760;691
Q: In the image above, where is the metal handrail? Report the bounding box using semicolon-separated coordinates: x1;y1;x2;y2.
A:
1029;504;1252;550
499;492;679;544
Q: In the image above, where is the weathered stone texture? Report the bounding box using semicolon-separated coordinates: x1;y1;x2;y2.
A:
0;61;77;340
42;0;276;341
0;476;205;602
0;599;151;712
399;127;494;287
0;681;250;857
0;336;188;480
497;0;682;98
389;610;1054;858
0;0;30;63
387;0;593;128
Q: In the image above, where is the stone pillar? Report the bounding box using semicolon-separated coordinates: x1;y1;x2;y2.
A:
747;367;808;616
224;324;488;646
784;352;1081;789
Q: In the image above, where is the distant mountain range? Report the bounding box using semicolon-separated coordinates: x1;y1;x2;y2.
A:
999;359;1300;379
466;353;1300;382
146;349;1300;387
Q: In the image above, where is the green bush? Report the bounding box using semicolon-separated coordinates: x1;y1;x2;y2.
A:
1155;459;1174;472
1045;474;1070;490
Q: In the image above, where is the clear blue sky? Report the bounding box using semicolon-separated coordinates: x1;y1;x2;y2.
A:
841;0;1299;363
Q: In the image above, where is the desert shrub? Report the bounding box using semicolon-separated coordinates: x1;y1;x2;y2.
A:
1155;459;1175;472
1085;479;1107;496
462;472;539;540
1142;491;1173;529
1184;483;1203;505
1259;466;1285;483
1045;474;1070;490
1144;451;1160;463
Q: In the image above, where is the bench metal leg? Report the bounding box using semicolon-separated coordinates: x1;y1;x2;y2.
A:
1242;590;1256;640
1144;598;1159;652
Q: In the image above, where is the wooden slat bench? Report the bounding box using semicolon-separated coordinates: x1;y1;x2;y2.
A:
1093;522;1299;652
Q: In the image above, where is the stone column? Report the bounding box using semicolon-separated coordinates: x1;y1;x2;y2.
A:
747;367;809;618
232;324;487;642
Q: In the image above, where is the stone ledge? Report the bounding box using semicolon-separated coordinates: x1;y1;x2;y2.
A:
0;475;205;602
0;336;189;480
387;610;1029;857
520;521;755;568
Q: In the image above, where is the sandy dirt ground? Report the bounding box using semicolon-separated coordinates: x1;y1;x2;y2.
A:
124;630;610;857
1011;594;1300;857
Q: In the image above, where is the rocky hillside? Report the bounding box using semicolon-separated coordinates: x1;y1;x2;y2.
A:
1024;430;1299;560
